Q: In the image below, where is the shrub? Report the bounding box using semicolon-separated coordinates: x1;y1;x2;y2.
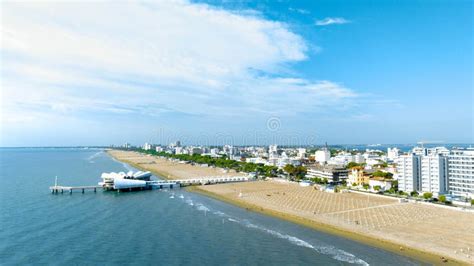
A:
422;192;433;200
438;195;446;203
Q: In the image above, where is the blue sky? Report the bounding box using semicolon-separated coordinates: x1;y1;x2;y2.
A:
1;0;472;146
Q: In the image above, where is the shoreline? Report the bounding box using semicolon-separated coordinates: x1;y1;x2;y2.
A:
106;150;469;265
187;186;463;265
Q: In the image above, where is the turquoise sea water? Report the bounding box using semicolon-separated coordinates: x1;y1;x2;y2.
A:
0;148;425;265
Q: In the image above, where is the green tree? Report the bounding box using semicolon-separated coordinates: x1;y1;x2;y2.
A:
410;191;419;197
346;162;361;169
283;164;296;177
363;184;370;190
391;180;398;191
423;192;433;200
294;166;307;180
471;199;474;206
283;164;307;181
373;185;381;191
338;179;346;187
438;195;446;203
311;177;328;185
352;182;358;187
372;171;393;179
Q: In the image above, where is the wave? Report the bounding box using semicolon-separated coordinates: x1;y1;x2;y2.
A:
121;162;134;171
185;199;194;206
240;220;368;265
227;218;239;223
195;203;210;212
109;156;135;171
86;151;103;163
213;211;226;217
182;199;369;265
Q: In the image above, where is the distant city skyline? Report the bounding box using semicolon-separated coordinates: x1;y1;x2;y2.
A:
1;0;472;147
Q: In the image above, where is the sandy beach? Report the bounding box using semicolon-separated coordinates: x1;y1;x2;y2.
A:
108;150;241;180
108;150;474;265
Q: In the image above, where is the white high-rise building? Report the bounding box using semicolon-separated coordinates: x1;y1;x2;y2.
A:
297;148;306;159
143;142;152;150
413;146;449;157
175;147;183;155
223;145;234;155
315;149;330;164
387;148;400;161
353;153;365;164
448;149;474;198
210;148;219;157
269;145;278;155
395;154;421;192
420;154;448;195
395;146;462;196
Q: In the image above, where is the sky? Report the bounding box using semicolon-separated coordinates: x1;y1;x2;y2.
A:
0;0;472;147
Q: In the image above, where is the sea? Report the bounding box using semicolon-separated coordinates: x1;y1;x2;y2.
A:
0;148;426;265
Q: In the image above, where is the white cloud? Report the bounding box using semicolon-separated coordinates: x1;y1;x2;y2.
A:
1;0;360;143
288;7;310;15
315;17;351;26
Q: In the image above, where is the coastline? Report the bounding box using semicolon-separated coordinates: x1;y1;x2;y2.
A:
106;150;470;265
187;186;461;265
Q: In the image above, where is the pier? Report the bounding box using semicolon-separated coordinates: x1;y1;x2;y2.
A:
50;175;250;194
50;185;102;194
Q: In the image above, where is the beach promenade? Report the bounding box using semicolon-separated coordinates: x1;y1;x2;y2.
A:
108;150;474;265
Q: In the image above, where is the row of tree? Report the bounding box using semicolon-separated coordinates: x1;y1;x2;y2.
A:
137;148;280;178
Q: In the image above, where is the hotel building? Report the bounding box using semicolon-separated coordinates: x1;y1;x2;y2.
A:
306;164;348;184
420;154;448;195
395;154;421;192
448;149;474;198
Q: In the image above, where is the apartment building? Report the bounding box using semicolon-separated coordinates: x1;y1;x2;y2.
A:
448;149;474;198
420;154;448;195
395;154;421;192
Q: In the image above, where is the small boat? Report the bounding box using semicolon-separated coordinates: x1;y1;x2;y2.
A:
179;194;184;199
170;193;175;199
